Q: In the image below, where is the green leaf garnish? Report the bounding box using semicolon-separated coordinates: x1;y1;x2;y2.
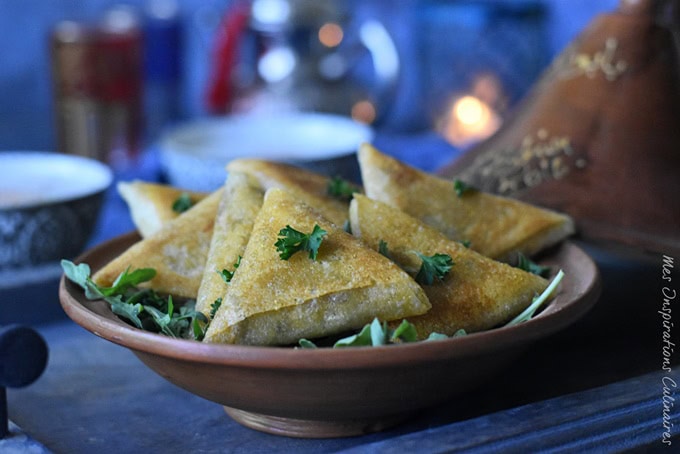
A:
426;332;450;341
298;338;318;348
111;301;145;329
305;319;446;348
453;179;477;197
327;176;359;201
104;266;157;297
459;239;471;248
60;260;103;300
515;253;551;277
275;224;327;260
415;252;454;285
391;319;419;343
209;298;222;319
193;317;207;341
218;256;242;283
378;239;390;258
370;318;388;346
505;269;565;327
334;323;373;347
171;192;193;213
144;303;175;337
61;259;206;339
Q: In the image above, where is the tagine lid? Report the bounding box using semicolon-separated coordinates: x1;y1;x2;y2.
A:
439;0;680;256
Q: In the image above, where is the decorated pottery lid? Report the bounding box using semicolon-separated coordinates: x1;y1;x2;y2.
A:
439;0;680;256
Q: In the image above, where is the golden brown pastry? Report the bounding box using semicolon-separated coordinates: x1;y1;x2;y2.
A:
204;188;431;346
358;143;574;261
117;180;208;237
195;172;264;317
226;158;355;227
93;189;221;298
349;194;549;338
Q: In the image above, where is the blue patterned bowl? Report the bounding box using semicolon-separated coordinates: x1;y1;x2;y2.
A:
0;151;112;271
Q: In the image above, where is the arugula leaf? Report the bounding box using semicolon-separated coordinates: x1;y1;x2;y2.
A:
515;253;551;277
144;303;175;337
218;256;242;284
191;305;211;341
61;260;205;339
327;176;359;201
61;260;106;300
297;318;465;348
453;179;477;197
415;253;454;285
370;318;388;346
298;338;318;348
192;318;206;341
505;270;565;327
110;301;145;329
103;266;156;297
275;224;327;260
333;323;373;347
459;239;471;248
172;192;193;213
391;319;418;342
426;332;450;341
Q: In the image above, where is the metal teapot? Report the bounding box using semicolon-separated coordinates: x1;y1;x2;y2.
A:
204;0;399;125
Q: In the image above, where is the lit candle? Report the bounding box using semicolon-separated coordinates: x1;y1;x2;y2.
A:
440;95;500;147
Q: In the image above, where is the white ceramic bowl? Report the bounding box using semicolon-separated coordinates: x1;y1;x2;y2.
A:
0;151;113;271
159;113;374;191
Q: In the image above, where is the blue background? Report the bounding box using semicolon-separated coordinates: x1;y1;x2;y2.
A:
0;0;618;153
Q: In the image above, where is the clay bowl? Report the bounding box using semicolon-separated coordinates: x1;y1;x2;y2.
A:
60;232;600;438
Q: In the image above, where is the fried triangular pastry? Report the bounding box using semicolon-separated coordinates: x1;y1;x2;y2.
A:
117;180;208;237
204;188;430;345
349;194;549;338
93;189;222;298
195;172;264;317
358;143;574;261
226;158;357;226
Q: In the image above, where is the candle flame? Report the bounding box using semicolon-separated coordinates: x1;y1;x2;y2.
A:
441;95;500;147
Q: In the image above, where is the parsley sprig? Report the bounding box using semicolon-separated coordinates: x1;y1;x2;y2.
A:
209;298;222;319
415;252;454;285
377;241;452;285
453;179;477;197
327;176;359;201
275;224;327;260
61;260;207;339
172;192;194;213
218;256;242;283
